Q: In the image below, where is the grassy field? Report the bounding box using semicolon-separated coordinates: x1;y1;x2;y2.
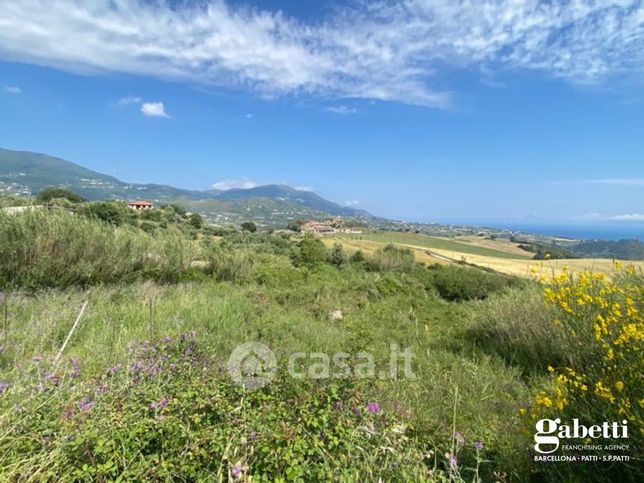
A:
0;211;641;481
327;232;644;278
333;231;532;259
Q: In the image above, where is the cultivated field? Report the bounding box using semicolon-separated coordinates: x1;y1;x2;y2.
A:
326;231;644;278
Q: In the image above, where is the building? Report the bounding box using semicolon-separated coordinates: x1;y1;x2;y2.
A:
127;200;155;210
301;219;337;234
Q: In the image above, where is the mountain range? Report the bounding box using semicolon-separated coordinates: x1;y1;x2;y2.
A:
0;147;370;225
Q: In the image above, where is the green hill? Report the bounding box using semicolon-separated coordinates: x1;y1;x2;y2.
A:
0;147;370;224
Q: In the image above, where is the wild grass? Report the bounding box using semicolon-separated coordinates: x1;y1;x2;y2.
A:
465;285;568;373
0;209;197;289
0;259;532;479
0;212;641;481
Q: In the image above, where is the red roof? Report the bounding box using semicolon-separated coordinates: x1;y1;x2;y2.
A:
128;200;154;206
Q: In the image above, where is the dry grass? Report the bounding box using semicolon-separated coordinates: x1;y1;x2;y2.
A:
425;247;644;277
322;236;449;266
323;235;644;278
453;235;533;257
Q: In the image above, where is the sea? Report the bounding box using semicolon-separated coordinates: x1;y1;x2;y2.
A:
494;223;644;241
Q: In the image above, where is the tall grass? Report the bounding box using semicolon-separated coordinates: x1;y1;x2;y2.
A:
0;209;196;289
466;285;568;372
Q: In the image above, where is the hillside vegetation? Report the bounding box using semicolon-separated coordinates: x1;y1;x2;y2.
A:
0;203;641;482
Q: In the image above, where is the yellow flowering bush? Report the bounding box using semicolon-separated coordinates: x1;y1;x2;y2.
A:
529;265;643;436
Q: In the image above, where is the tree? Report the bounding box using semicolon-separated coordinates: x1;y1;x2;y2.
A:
297;234;328;265
287;220;303;232
189;213;204;229
241;221;257;233
328;242;346;266
36;187;85;204
78;201;130;225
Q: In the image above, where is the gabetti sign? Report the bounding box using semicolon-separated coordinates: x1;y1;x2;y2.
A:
534;418;629;454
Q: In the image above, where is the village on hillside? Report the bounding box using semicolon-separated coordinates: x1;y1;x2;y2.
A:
300;217;363;235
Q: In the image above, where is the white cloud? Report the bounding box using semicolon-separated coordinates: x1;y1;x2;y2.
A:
140;101;169;118
327;105;357;115
244;113;254;118
345;199;360;206
211;179;259;190
294;186;314;192
117;95;142;106
4;85;21;94
0;1;642;108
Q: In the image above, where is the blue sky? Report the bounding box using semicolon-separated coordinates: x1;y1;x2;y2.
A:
0;0;643;227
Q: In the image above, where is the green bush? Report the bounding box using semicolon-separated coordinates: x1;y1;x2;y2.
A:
430;265;519;301
295;235;328;266
367;244;415;272
241;221;257;233
78;201;131;225
36;187;85;204
328;242;347;266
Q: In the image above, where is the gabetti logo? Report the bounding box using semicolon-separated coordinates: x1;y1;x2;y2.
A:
534;418;629;454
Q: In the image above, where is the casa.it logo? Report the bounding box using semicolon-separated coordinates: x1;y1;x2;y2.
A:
227;342;276;390
534;418;629;454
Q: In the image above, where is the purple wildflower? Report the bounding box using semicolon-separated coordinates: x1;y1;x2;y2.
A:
448;453;458;468
163;336;173;343
231;466;242;479
45;373;60;385
367;402;381;414
453;431;465;447
473;440;484;451
150;397;169;410
248;431;257;442
32;355;43;362
0;381;9;393
61;406;73;420
108;364;121;375
69;357;81;378
352;406;361;417
78;397;95;413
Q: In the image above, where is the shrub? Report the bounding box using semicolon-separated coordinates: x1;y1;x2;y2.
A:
36;187;85;204
241;221;257;233
431;265;518;301
286;220;302;232
78;201;131;225
295;235;328;266
367;244;415;272
524;266;643;481
328;242;347;266
189;213;204;229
